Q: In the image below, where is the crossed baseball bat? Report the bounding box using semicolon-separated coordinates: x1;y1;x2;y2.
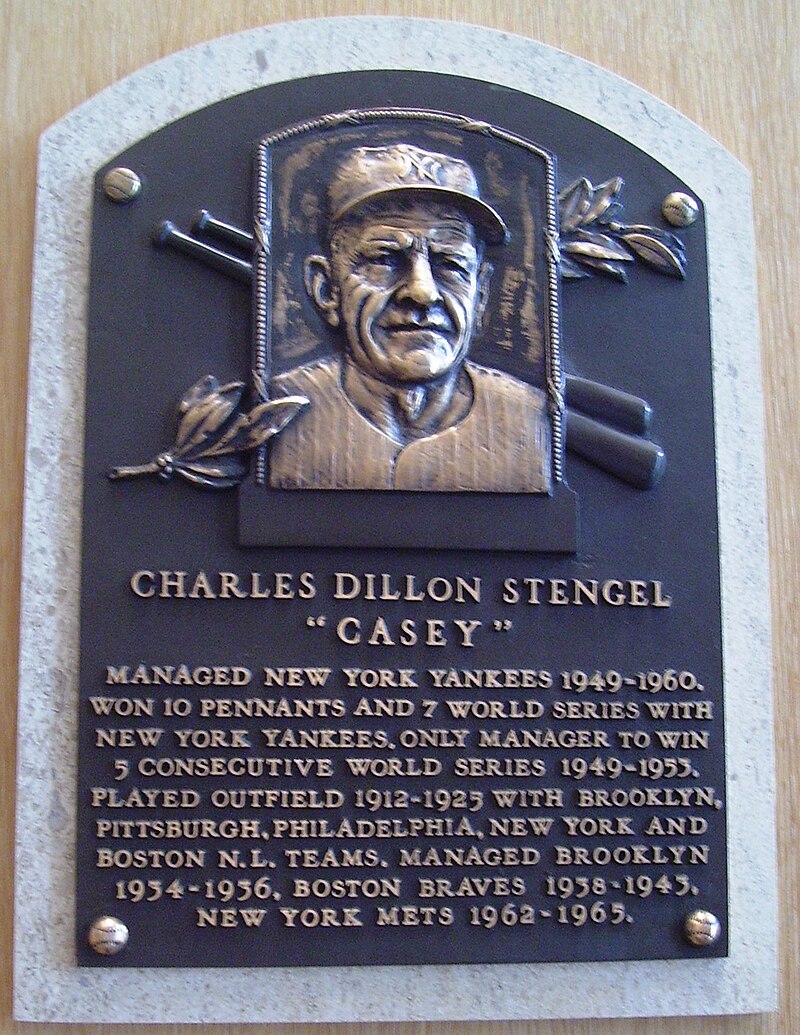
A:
154;213;665;491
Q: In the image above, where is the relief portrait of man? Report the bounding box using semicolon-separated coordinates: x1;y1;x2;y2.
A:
267;143;552;493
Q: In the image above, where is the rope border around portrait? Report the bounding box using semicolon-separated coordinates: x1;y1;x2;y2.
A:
252;108;564;487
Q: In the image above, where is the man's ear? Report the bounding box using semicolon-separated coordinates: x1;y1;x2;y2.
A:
304;255;340;328
475;261;493;330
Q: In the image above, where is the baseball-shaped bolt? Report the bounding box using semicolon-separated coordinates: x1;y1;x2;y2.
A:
103;167;142;204
683;908;721;946
662;191;699;227
88;915;129;955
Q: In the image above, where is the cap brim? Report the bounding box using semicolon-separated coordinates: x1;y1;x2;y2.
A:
333;185;508;245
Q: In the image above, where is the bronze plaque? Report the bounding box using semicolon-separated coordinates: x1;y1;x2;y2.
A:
75;70;728;970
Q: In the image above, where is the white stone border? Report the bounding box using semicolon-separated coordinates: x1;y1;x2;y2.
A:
15;16;774;1022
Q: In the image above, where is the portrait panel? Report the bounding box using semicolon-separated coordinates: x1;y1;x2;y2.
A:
238;109;578;548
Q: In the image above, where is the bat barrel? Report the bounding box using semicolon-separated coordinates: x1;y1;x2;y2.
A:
565;374;652;435
566;409;665;490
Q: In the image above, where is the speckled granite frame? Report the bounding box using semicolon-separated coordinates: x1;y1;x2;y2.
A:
15;16;775;1022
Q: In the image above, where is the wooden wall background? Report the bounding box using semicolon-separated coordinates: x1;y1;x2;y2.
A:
1;2;796;1032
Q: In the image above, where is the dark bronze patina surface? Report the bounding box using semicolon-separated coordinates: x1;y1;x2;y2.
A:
78;70;724;968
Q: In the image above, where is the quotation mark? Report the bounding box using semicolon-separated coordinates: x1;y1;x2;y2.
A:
306;616;327;628
493;619;512;632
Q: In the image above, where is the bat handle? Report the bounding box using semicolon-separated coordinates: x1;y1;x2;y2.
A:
194;209;255;252
153;221;253;284
566;409;666;490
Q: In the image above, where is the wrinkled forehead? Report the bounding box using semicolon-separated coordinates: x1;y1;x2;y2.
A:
331;199;479;251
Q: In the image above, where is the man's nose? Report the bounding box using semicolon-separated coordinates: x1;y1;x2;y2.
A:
396;251;441;307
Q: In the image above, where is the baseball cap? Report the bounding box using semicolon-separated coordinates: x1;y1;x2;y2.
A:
328;143;508;245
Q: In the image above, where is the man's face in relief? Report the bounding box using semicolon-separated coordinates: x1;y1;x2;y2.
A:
323;200;490;385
